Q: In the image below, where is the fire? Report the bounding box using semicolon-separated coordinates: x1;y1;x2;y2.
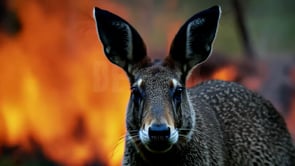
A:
0;0;130;165
287;95;295;141
211;64;238;81
286;66;295;139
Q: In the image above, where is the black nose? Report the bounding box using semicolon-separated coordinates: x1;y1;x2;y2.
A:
148;124;170;141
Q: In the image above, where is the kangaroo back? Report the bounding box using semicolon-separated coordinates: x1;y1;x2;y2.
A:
192;80;295;165
93;6;295;166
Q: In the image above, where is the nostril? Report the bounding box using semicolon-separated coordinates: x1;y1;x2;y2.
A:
146;124;174;152
148;124;170;140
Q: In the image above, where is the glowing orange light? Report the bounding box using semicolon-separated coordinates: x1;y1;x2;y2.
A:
211;65;238;81
0;1;130;165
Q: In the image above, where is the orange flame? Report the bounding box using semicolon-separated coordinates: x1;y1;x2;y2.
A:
0;1;130;165
211;64;238;81
286;95;295;140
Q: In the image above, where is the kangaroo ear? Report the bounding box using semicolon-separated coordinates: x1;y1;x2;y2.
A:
93;7;150;79
166;5;221;82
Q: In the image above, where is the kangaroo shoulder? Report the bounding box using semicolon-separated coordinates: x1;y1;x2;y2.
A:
188;80;287;134
189;80;271;110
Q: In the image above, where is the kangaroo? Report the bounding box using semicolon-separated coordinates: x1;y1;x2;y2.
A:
93;5;295;166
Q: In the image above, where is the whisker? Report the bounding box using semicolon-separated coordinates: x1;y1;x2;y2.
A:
117;134;128;141
178;134;189;139
178;128;198;132
110;137;126;160
178;128;212;141
110;130;143;161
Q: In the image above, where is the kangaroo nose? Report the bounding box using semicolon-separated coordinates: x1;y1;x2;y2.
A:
148;124;170;141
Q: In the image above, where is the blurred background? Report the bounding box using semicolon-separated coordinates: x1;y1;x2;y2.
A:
0;0;294;165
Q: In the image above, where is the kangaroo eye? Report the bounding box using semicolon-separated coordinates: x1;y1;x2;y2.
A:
131;86;143;106
173;87;184;104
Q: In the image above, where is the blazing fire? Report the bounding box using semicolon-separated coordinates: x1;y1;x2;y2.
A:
0;1;130;165
211;64;238;81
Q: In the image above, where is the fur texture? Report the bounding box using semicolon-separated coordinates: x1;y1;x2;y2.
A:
93;5;295;166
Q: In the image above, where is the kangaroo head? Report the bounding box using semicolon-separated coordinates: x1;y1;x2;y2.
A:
93;6;221;153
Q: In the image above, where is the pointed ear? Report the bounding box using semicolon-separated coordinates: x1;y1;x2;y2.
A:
93;7;150;80
165;5;221;82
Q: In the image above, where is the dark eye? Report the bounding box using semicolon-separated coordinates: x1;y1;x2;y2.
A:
131;86;143;106
173;87;184;105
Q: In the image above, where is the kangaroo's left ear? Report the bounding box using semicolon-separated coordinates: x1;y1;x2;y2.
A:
165;5;221;83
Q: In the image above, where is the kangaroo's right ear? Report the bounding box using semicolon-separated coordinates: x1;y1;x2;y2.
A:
165;6;221;83
93;7;150;79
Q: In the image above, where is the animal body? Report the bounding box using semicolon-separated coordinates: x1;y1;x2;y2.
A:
93;5;295;166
